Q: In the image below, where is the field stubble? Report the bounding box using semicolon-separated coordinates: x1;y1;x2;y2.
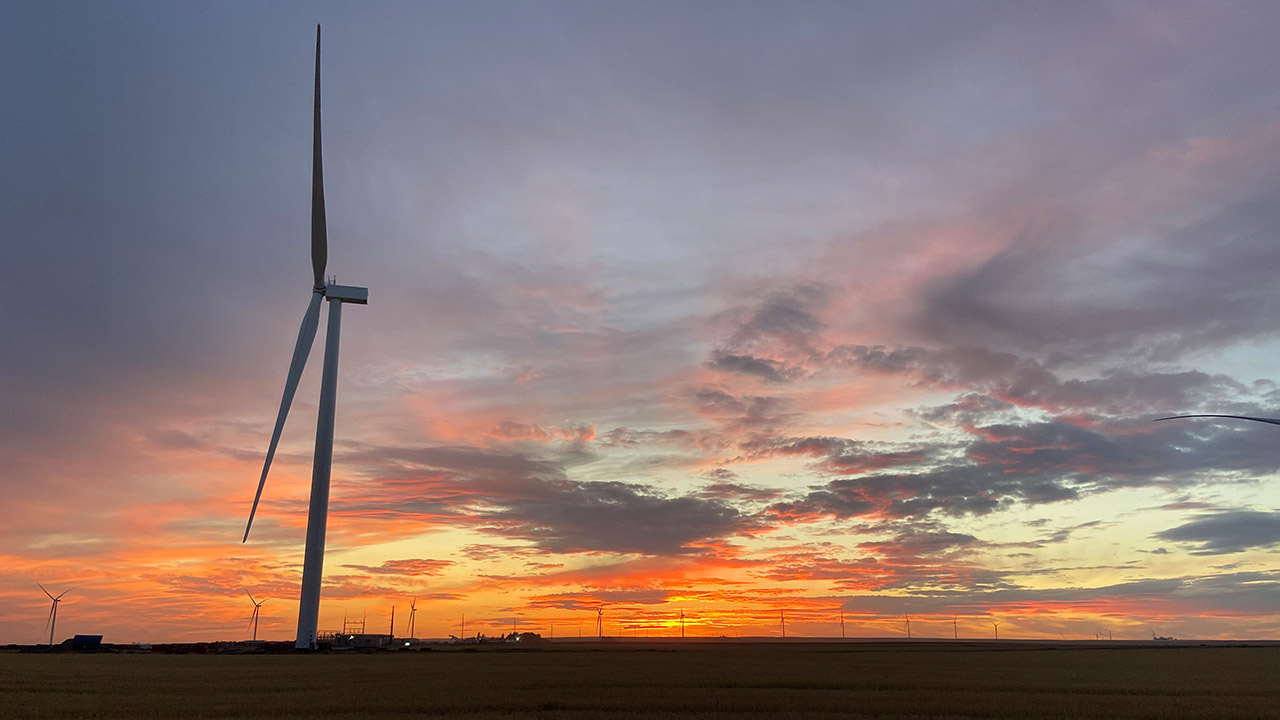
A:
2;642;1277;719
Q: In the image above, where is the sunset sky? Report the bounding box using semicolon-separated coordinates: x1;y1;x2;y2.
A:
3;1;1280;644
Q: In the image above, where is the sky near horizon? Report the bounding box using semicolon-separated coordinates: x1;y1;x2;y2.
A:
3;1;1280;644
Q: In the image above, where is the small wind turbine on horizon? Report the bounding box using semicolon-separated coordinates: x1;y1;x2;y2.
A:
246;591;266;642
839;608;846;639
406;599;418;640
39;584;71;647
241;25;369;651
991;619;1001;640
904;614;912;639
596;607;604;639
680;608;685;638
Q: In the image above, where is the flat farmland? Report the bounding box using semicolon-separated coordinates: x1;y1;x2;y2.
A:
3;642;1278;719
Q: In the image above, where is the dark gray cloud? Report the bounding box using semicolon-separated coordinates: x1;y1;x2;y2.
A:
1154;510;1280;555
688;388;793;428
827;344;1248;417
916;183;1280;362
764;415;1280;523
838;570;1280;619
705;352;797;384
340;558;454;576
339;444;756;556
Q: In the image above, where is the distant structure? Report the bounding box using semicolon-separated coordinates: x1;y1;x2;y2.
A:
780;609;786;638
904;615;912;639
38;584;72;647
953;616;958;640
839;608;846;639
245;591;266;642
240;25;369;651
680;609;685;638
596;607;604;639
991;620;1001;640
71;635;102;652
406;599;418;640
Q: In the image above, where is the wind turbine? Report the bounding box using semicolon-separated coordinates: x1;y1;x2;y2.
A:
38;584;71;647
1156;414;1280;427
246;591;266;642
839;608;846;639
680;608;685;638
596;607;604;639
780;609;786;638
241;25;369;651
904;614;912;639
953;615;958;640
991;619;1001;640
406;599;418;640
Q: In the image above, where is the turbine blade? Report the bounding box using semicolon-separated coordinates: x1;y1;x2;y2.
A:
38;583;54;601
244;292;323;542
1155;414;1280;426
311;25;327;291
55;588;73;600
246;591;256;604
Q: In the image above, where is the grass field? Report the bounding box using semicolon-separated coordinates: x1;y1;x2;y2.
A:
3;642;1278;719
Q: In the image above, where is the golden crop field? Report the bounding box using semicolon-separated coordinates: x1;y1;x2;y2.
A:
3;642;1279;719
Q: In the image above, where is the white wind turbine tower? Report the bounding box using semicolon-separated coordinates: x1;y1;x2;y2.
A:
241;26;369;651
246;591;266;642
38;584;71;647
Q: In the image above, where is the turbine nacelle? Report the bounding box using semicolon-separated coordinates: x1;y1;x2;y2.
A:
324;283;368;304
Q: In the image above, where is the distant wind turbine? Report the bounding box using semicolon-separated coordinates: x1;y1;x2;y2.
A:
953;616;958;640
246;591;266;642
780;609;786;638
839;608;846;639
904;614;912;639
406;599;418;640
240;25;369;651
596;607;604;639
680;608;685;638
991;620;1001;640
38;584;71;647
